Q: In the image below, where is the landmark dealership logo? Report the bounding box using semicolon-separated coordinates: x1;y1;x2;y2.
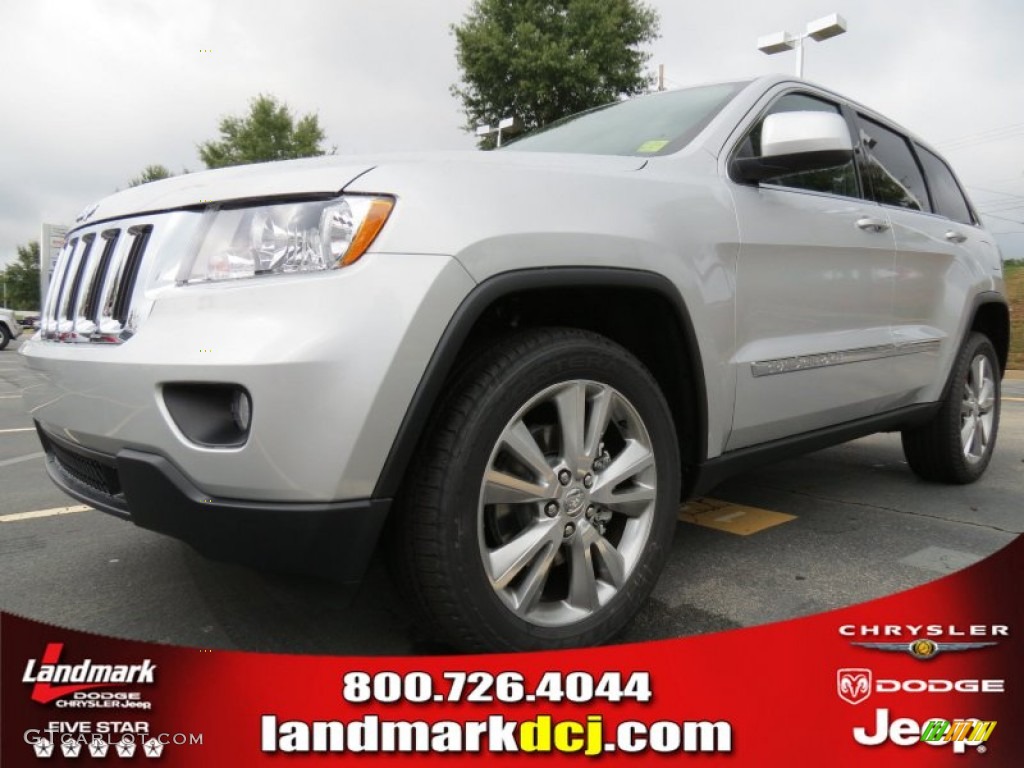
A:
22;643;156;704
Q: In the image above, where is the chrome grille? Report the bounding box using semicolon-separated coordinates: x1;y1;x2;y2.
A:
42;222;155;343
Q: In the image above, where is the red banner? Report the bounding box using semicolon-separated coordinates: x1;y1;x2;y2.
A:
4;534;1021;766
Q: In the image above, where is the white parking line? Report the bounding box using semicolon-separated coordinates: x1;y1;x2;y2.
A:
0;394;22;399
0;505;91;523
0;452;44;468
0;427;34;434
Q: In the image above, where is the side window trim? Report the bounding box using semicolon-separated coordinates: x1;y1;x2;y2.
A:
908;142;937;215
838;103;868;203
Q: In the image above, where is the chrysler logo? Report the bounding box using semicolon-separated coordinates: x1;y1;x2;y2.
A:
837;668;872;705
850;638;997;660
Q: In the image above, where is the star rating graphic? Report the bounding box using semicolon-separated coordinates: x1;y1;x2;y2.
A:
60;739;83;758
33;737;54;758
143;738;165;758
31;731;179;760
115;738;137;758
89;737;111;758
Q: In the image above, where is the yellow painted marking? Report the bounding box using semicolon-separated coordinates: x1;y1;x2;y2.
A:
0;427;34;434
1004;396;1024;403
0;505;91;523
679;497;796;535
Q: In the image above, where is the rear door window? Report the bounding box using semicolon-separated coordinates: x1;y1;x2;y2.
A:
856;115;929;212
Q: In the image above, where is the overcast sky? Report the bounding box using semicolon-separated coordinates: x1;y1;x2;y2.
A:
2;0;1023;270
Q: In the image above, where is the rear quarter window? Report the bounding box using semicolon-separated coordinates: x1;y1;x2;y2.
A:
916;145;975;225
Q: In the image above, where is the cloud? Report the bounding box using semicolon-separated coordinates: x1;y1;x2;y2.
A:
2;0;1023;266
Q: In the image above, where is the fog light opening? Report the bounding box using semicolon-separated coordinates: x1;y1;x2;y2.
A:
231;389;252;433
162;383;253;448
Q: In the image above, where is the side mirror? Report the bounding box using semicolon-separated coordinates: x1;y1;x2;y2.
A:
732;111;854;183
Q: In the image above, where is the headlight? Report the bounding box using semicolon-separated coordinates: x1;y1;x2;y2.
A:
185;195;393;283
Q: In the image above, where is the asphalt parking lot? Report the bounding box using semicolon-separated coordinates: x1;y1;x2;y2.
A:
2;333;1022;655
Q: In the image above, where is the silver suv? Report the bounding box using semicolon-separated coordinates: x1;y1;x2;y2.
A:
22;75;1009;652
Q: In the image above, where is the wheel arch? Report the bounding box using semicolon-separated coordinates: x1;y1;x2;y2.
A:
968;294;1010;377
372;268;708;500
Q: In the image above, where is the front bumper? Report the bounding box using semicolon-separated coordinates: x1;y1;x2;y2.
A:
21;252;475;502
39;426;390;582
22;248;475;578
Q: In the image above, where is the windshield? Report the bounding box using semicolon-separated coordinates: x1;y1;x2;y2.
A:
504;81;748;157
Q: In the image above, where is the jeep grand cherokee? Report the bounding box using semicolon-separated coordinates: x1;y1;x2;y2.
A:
22;75;1009;652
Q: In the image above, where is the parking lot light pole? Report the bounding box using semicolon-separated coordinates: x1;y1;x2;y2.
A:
757;13;847;77
475;116;516;148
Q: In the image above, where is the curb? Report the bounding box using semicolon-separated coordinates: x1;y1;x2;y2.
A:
1006;370;1024;380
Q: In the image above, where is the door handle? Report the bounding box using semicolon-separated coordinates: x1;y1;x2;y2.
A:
856;217;890;233
945;230;967;243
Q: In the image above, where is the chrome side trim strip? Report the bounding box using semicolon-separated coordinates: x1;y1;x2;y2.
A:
750;339;941;377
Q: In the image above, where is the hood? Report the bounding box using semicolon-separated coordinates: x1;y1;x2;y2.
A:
72;151;647;231
72;156;378;230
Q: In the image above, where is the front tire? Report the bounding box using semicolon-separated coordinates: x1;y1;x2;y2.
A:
0;325;10;351
901;332;1000;484
394;328;681;652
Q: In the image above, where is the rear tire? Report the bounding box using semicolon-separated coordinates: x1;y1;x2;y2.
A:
901;332;1000;484
393;328;681;652
0;325;10;351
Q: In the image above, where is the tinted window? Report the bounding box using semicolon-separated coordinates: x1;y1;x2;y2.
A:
504;82;746;157
735;93;858;198
916;145;974;225
856;116;929;211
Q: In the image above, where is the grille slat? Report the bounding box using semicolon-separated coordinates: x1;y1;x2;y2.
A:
97;230;131;334
63;234;94;320
113;225;152;326
59;234;96;340
43;238;78;338
82;230;120;322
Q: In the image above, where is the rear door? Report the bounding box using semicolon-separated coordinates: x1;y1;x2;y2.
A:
853;113;991;401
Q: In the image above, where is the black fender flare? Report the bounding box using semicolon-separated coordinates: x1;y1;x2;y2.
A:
372;267;708;499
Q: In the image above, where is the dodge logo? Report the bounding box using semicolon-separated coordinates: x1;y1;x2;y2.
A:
838;668;872;705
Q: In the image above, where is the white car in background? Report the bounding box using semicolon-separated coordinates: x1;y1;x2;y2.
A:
0;308;21;350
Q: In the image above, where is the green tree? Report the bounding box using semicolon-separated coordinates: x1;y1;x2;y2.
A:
128;164;173;187
452;0;660;147
198;94;329;169
1;241;41;310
